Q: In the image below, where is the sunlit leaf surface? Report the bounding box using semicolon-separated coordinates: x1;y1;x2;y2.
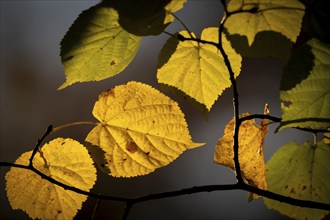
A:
225;0;305;46
5;138;97;220
157;27;242;111
86;81;203;177
264;141;330;220
214;112;269;200
59;3;141;89
278;39;330;131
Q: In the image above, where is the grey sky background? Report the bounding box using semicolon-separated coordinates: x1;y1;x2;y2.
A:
1;1;311;219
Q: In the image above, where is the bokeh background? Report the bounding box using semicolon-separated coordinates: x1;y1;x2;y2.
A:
1;1;311;219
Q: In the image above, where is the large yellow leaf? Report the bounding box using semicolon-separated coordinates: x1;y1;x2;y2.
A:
157;27;242;111
214;112;269;200
5;138;97;220
86;81;203;177
225;0;305;46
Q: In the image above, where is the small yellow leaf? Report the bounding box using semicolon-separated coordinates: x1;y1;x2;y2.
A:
214;112;269;200
86;81;203;177
164;0;187;24
157;27;242;111
5;138;97;220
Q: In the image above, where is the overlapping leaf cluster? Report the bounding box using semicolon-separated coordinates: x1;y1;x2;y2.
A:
3;0;330;219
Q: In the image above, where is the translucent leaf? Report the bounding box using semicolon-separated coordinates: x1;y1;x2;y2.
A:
164;0;187;24
86;81;204;177
157;27;242;111
277;39;330;131
5;138;97;220
264;141;330;220
225;0;305;46
214;112;269;200
59;3;141;89
224;0;304;61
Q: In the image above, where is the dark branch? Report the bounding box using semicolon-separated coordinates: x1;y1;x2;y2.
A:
218;1;243;184
240;114;282;123
122;202;133;220
1;161;329;212
29;125;53;166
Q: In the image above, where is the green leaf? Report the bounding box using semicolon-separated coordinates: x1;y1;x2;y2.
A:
264;141;330;220
224;0;305;61
157;27;242;111
59;3;141;89
277;39;330;131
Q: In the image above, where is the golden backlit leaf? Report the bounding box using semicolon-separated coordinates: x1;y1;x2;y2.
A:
214;112;269;200
5;138;97;220
86;81;203;177
157;27;242;111
225;0;305;46
164;0;187;24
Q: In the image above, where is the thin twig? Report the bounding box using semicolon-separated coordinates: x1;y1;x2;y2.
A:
92;197;102;220
52;121;97;133
121;202;133;220
171;12;194;39
29;125;53;167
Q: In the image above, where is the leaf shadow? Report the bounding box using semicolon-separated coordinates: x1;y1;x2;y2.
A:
158;83;210;118
157;32;180;69
108;0;171;36
85;141;111;175
225;30;294;63
280;43;314;91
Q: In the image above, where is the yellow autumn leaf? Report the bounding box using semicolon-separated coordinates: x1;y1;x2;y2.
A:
157;27;242;111
225;0;305;46
86;81;203;177
164;0;187;24
214;112;269;201
5;138;97;220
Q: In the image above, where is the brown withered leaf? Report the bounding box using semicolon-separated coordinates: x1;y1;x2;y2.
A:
214;108;269;201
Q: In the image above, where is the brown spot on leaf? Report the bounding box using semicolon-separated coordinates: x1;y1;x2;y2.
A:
126;142;138;153
110;60;116;66
100;89;115;98
302;185;307;190
290;188;296;194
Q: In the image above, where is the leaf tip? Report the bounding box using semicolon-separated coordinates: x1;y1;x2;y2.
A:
57;80;73;90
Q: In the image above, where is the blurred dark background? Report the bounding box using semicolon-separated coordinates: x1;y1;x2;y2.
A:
1;1;310;219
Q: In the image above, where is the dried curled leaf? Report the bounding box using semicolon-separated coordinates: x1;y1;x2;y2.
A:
86;81;203;177
214;112;269;200
5;138;97;220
